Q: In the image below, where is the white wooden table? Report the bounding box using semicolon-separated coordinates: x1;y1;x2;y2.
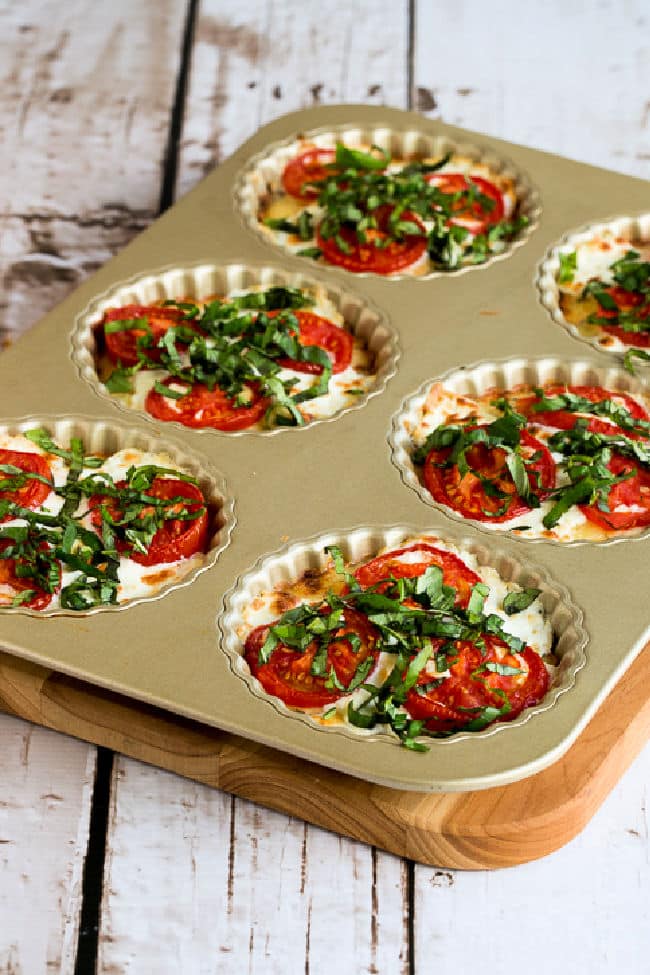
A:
1;2;649;971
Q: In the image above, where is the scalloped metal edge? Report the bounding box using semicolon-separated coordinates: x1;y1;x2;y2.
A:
70;259;399;437
0;413;235;617
536;212;650;364
389;354;650;547
218;523;587;749
233;122;542;282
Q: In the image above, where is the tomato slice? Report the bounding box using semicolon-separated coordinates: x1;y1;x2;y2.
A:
145;379;270;431
245;607;380;709
425;173;504;234
317;204;426;275
405;635;549;733
525;383;649;431
595;287;650;348
269;309;353;374
0;539;58;610
103;304;188;366
0;449;52;518
423;427;556;523
282;148;338;200
89;476;209;566
354;544;480;608
580;454;650;531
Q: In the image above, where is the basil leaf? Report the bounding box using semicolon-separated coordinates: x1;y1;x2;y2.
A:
502;588;541;615
558;251;577;284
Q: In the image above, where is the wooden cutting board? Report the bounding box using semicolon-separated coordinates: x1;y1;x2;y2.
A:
1;644;648;870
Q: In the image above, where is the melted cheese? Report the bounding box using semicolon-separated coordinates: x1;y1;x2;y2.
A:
409;382;650;542
257;144;519;276
0;435;208;610
98;286;375;428
239;535;554;730
558;232;650;351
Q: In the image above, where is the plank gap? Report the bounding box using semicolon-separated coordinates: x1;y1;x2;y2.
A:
407;0;416;110
158;0;200;214
406;858;415;975
74;748;115;975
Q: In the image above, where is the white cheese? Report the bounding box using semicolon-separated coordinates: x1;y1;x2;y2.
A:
410;382;650;542
238;534;554;731
0;435;207;610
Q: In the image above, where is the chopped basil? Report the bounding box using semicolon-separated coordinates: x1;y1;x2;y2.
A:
502;588;541;615
273;143;529;271
0;430;208;612
624;348;650;374
252;541;550;749
558;251;577;284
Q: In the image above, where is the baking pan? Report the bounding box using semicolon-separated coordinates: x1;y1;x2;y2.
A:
0;104;648;792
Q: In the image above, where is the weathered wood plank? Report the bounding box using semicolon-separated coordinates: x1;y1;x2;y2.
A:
414;0;650;178
413;744;650;973
176;0;409;197
0;0;189;340
98;759;409;974
0;715;96;974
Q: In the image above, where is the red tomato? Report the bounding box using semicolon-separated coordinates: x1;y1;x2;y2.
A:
405;635;549;733
0;539;58;610
244;608;380;709
0;449;51;518
423;427;556;523
317;204;426;275
268;309;353;374
89;477;209;566
593;287;650;347
426;173;504;234
103;304;188;366
580;454;650;531
526;383;649;431
282;148;338;200
145;379;270;431
354;544;480;608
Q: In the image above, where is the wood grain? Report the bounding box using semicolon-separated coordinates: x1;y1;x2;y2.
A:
414;0;650;179
0;713;95;973
1;644;649;872
0;0;189;341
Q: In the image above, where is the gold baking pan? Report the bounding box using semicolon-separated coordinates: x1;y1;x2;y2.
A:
0;104;648;792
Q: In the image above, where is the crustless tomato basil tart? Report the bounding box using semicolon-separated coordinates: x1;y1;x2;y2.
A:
255;140;528;276
554;231;650;372
93;285;377;431
404;378;650;541
0;428;214;611
238;537;555;747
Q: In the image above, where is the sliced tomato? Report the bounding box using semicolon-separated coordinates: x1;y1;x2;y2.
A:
526;383;649;431
317;204;426;275
0;449;52;518
425;173;504;234
89;477;209;566
102;304;189;366
423;427;556;523
244;607;380;709
354;544;480;608
593;287;650;347
269;309;353;374
0;539;58;610
405;635;549;733
580;454;650;531
282;148;338;200
145;379;270;431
